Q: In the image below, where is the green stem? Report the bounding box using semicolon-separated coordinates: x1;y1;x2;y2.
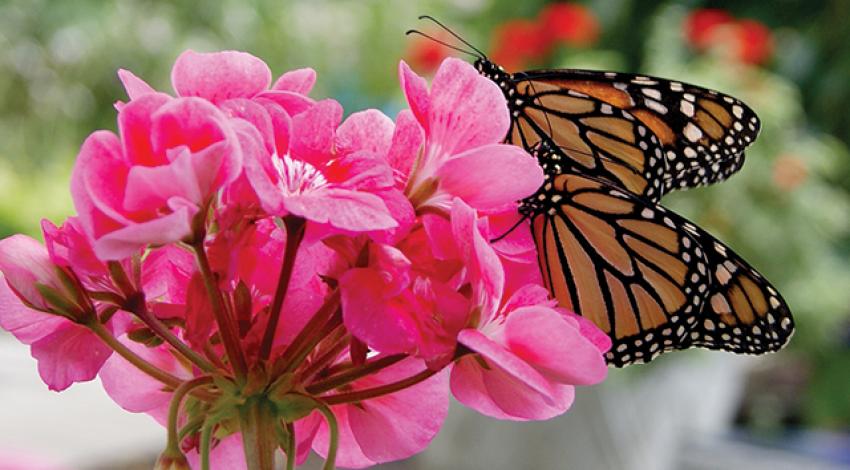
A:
178;414;205;442
306;354;406;395
166;376;213;455
259;215;307;361
284;422;296;470
272;290;341;376
321;368;438;406
87;320;181;388
192;241;248;382
200;419;214;470
315;400;339;470
134;305;216;373
239;398;278;470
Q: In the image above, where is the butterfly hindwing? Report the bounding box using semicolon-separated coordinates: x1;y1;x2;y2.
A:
525;167;793;366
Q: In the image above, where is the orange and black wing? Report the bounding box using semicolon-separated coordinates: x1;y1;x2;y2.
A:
529;170;793;366
508;69;760;200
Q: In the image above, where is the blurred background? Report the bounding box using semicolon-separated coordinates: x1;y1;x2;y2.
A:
0;0;848;469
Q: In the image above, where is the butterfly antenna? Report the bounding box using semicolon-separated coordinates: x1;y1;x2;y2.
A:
405;29;481;59
490;214;529;243
417;15;487;58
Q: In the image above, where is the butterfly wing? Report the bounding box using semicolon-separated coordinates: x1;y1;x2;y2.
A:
509;69;760;197
529;170;793;366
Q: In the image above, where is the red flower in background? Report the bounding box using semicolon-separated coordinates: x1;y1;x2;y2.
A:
406;30;454;74
684;9;773;65
539;3;600;47
491;19;548;72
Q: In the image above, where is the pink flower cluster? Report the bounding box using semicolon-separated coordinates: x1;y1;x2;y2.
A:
0;51;609;469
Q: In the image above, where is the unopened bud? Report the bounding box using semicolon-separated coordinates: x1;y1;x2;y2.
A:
154;451;191;470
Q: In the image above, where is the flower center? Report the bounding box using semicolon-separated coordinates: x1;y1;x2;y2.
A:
273;153;328;196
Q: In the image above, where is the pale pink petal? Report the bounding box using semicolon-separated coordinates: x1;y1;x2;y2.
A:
456;328;554;398
31;322;112;391
339;269;417;355
92;203;197;260
501;284;555;312
283;189;396;232
504;306;608;385
386;109;423;177
326;151;395;191
117;69;156;100
171;50;271;102
0;235;63;310
186;433;247;470
0;278;65;344
437;144;544;210
335;109;394;156
288;99;342;165
272;67;317;94
564;310;613;354
255;91;315;117
142;245;196;304
449;358;515;420
428;58;509;155
41;217;104;277
100;336;190;420
314;406;376;468
220;98;275;153
451;199;503;322
398;61;430;130
489;211;537;263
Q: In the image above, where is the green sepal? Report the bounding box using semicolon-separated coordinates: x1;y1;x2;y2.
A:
272;393;318;423
34;282;82;320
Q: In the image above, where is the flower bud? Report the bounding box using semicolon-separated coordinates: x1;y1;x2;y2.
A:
0;235;89;319
154;451;191;470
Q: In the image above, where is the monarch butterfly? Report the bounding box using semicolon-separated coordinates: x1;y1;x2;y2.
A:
408;17;794;366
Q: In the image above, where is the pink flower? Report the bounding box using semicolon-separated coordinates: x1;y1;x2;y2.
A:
398;58;543;213
239;100;399;233
71;93;243;260
0;276;112;391
303;358;449;468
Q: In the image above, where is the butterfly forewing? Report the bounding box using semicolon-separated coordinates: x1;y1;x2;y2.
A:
527;170;793;366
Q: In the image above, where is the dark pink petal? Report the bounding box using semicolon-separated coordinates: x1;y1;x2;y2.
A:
117;69;156;100
271;67;316;94
386;110;423;177
422;213;457;260
451;354;575;421
289;99;342;166
92;203;197;260
368;189;416;244
457;328;555;398
255;91;315;117
283;188;396;232
142;245;196;304
489;211;537;263
335;109;394;156
41;217;104;277
254;99;292;156
171;50;271;102
31;322;112;391
150;97;229;159
428;58;509;155
326;151;395;190
118;93;171;167
398;61;430;130
501;284;555;313
504;306;608;385
339;268;418;355
0;278;65;344
220;99;276;154
437;144;544;211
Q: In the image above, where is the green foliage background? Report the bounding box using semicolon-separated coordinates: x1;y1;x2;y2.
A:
0;0;848;430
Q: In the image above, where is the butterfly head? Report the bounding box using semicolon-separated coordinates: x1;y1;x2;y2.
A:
474;58;512;92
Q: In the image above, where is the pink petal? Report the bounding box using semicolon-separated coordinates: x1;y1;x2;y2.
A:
325;151;395;191
220;98;276;154
41;217;104;277
398;61;430;130
171;50;271;102
368;189;416;244
31;322;112;391
504;306;608;385
70;130;136;242
451;199;504;322
117;69;156;100
428;58;509;155
422;213;457;260
457;328;554;398
451;354;575;421
0;277;65;344
272;67;317;94
0;235;62;310
283;188;396;232
100;336;190;420
501;284;555;312
386;109;423;177
150;97;231;160
118;92;171;167
142;245;196;304
489;211;537;263
289;99;342;166
92;203;197;260
335;109;394;156
437;144;544;211
255;91;315;117
339;268;418;355
564;310;613;354
186;432;247;470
